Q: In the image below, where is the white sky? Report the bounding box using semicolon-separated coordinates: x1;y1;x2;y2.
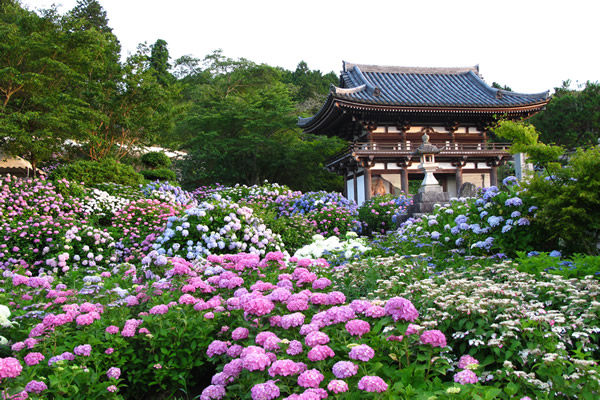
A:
22;0;600;94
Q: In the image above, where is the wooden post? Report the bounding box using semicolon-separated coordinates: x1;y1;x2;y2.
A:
455;164;463;194
401;167;409;194
490;166;498;187
353;169;358;202
364;165;372;202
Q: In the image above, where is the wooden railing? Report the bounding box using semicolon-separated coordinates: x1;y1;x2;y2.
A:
351;142;512;152
327;141;512;165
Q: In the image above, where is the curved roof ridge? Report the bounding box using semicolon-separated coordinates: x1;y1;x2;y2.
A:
344;61;480;76
466;70;550;99
333;84;367;95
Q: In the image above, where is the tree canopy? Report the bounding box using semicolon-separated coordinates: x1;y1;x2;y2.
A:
0;2;344;190
529;81;600;148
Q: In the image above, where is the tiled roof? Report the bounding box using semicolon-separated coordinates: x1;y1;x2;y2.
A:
336;62;549;107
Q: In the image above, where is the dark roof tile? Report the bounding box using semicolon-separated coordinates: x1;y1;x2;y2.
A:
335;62;549;107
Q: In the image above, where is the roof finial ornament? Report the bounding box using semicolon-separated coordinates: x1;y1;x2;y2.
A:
422;132;430;144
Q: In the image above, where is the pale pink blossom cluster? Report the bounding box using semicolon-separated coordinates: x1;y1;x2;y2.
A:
358;375;388;392
384;296;419;322
420;329;447;348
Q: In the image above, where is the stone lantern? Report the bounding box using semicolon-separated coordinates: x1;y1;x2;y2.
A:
414;132;442;193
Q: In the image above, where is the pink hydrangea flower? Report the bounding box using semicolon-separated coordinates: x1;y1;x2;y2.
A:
405;323;421;335
25;380;48;394
365;305;385;318
227;344;243;358
286;340;303;356
106;367;121;379
207;340;230;357
0;357;23;378
298;369;324;388
280;313;305;329
251;380;280;400
200;384;226;400
332;361;358;379
24;352;45;366
268;359;303;377
420;330;447;348
349;344;375;362
149;304;169;315
242;353;271;372
454;369;479;384
458;355;479;369
256;331;278;346
74;344;92;356
231;327;249;341
307;345;335;361
244;297;275;316
327;379;349;394
312;278;331;290
106;325;119;334
345;319;371;337
305;331;330;347
384;297;419;322
358;376;388;392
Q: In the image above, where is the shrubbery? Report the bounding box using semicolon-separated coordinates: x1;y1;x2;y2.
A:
358;193;412;235
50;158;144;186
523;146;600;254
141;151;172;169
140;168;176;182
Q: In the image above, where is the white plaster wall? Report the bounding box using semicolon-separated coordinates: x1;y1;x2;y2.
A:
346;179;355;202
446;175;457;197
357;175;365;206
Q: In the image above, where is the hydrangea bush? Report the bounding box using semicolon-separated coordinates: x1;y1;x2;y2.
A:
357;193;413;235
278;191;359;237
378;177;540;259
294;232;371;266
334;255;600;398
152;195;284;259
142;181;197;207
110;199;184;262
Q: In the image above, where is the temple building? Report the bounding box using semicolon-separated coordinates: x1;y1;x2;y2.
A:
298;62;549;204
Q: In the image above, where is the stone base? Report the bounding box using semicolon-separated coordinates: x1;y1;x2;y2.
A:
418;184;443;194
407;191;451;215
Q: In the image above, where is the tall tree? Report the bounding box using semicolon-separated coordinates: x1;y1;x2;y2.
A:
530;81;600;148
0;2;92;172
177;53;344;190
69;0;111;33
149;39;175;86
79;43;180;160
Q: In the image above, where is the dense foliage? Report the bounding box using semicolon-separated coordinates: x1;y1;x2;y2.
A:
0;176;599;400
1;1;343;191
49;158;145;186
530;81;600;148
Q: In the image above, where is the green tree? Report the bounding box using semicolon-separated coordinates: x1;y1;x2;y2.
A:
177;53;344;190
493;120;564;171
0;2;93;172
524;146;600;254
69;0;111;33
282;61;338;114
530;81;600;148
149;39;175;86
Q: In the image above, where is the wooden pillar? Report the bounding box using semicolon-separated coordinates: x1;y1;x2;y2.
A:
455;165;463;194
353;169;358;202
342;173;348;198
364;165;372;202
490;166;498;187
401;167;409;194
